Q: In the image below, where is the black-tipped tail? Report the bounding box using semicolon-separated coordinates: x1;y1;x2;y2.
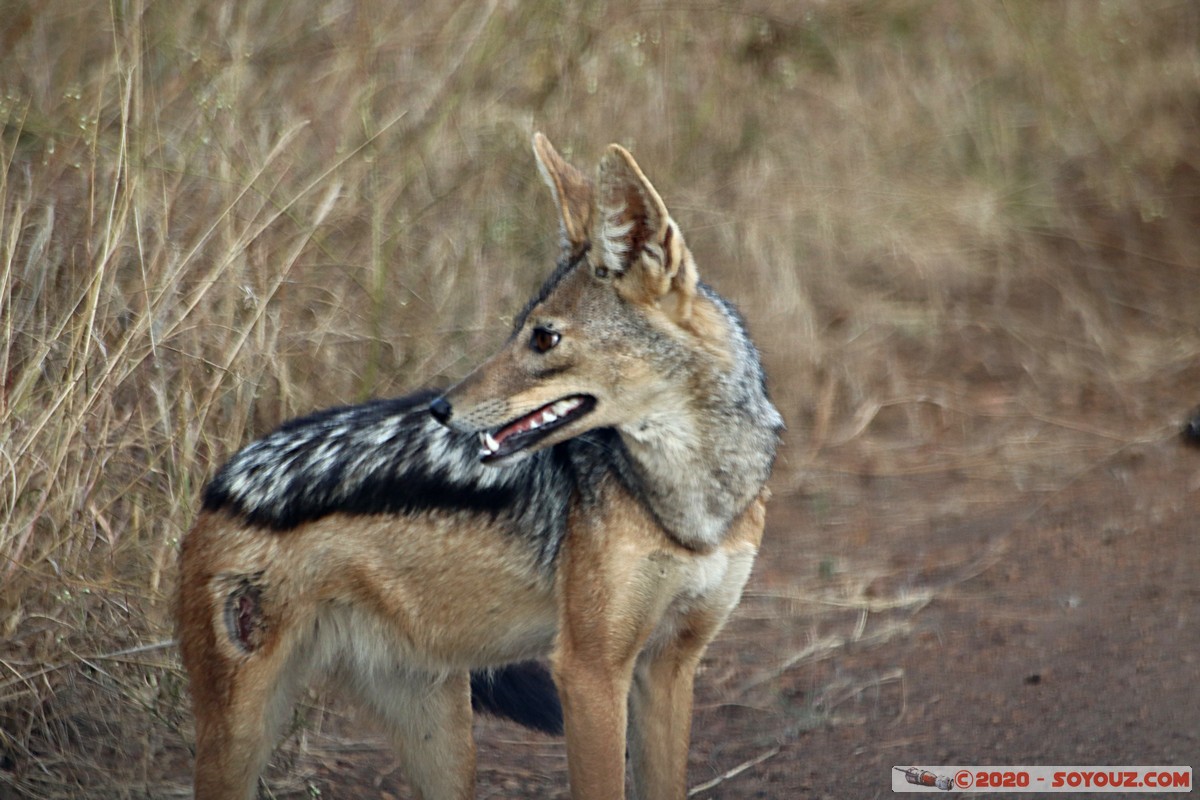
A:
470;661;563;736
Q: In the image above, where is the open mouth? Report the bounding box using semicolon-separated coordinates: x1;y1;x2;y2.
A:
479;395;595;461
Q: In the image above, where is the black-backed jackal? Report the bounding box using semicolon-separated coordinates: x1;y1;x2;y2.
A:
178;134;783;799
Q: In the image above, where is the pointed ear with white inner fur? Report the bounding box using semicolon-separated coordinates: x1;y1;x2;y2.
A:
532;132;593;254
596;143;698;317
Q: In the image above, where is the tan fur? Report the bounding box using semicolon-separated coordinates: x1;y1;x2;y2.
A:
552;486;767;800
178;135;776;800
180;508;558;799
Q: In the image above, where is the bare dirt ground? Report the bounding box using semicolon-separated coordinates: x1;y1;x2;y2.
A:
281;412;1198;799
720;437;1200;799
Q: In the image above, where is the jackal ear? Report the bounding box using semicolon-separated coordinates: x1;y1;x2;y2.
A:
597;144;697;315
533;133;593;254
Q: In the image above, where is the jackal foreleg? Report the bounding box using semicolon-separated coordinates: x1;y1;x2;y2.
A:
555;655;634;800
627;637;703;800
553;532;684;799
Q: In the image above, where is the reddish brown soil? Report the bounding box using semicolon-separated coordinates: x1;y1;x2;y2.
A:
299;427;1198;798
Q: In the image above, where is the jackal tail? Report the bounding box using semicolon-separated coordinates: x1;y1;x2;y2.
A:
471;661;563;735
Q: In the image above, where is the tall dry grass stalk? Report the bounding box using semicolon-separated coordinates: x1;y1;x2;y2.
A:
0;1;1196;795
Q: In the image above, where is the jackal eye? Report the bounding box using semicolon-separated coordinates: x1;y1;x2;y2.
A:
530;327;561;353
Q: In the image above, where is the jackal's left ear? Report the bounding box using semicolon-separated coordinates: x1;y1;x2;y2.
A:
597;144;698;317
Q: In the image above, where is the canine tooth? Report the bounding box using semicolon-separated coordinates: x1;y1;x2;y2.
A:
483;432;500;452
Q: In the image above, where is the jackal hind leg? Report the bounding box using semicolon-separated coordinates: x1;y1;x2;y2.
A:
350;667;476;800
186;606;316;800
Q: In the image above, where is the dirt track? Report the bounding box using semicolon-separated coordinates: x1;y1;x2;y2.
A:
720;435;1199;798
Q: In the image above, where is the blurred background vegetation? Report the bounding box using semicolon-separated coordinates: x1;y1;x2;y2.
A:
1;1;1197;796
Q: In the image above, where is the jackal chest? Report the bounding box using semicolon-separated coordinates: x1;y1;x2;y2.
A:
651;537;760;647
556;482;764;661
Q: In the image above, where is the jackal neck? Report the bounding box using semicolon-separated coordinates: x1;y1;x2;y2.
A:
607;286;782;552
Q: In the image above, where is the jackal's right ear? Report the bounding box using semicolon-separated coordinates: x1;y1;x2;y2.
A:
596;144;698;320
532;133;593;254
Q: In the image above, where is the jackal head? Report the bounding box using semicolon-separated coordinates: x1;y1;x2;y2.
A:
431;134;729;463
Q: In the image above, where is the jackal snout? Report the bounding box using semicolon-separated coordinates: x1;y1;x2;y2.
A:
430;378;598;464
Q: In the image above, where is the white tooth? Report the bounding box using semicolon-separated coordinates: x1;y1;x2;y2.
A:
528;418;542;430
484;432;500;452
541;410;558;424
553;399;578;415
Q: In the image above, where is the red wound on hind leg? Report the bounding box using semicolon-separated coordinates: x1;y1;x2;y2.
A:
224;581;265;652
236;594;255;646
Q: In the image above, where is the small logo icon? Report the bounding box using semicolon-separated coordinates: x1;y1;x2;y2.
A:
895;766;956;791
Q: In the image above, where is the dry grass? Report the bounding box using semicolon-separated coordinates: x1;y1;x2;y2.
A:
1;0;1197;796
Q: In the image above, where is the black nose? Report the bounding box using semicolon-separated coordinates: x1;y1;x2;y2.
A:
429;396;453;425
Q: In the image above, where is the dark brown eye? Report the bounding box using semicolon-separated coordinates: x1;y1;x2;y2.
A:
594;264;609;279
530;327;561;353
